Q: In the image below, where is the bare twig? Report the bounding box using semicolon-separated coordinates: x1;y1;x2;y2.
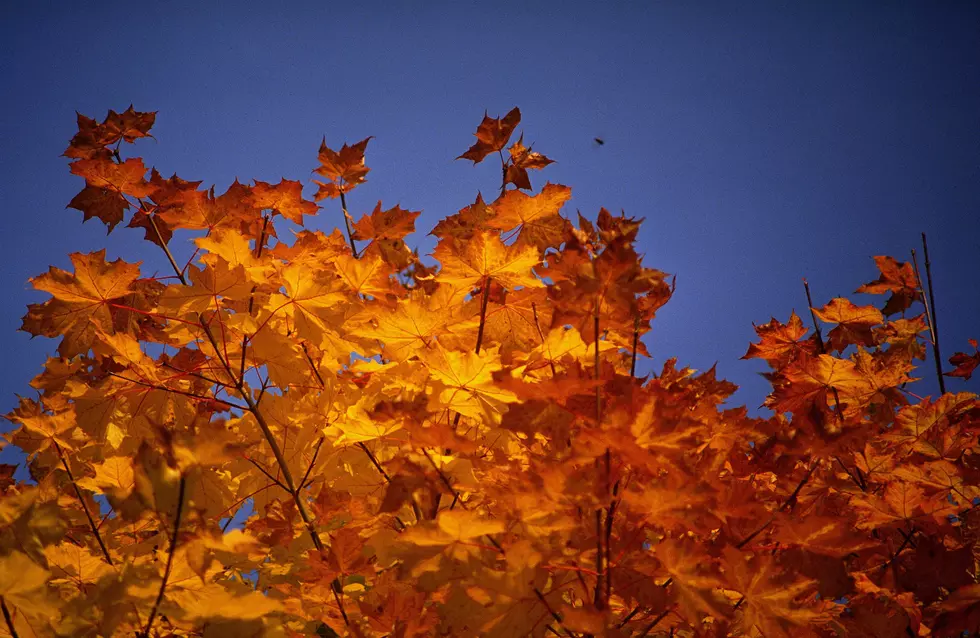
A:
911;245;946;394
921;234;944;389
636;609;670;637
141;474;186;638
54;442;113;565
803;278;843;422
339;189;358;257
533;588;574;637
1;597;19;638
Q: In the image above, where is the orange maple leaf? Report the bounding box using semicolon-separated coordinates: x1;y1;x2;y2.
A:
313;136;372;199
457;107;521;164
855;255;922;316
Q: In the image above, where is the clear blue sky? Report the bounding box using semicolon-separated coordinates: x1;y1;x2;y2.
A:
2;1;978;454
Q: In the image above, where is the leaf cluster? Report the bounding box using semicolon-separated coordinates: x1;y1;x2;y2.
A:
2;107;979;638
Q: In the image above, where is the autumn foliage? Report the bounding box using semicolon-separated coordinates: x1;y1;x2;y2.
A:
3;105;980;638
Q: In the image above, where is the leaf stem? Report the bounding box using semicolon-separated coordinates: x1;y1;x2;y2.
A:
141;474;186;638
339;189;358;257
54;442;113;565
1;597;19;638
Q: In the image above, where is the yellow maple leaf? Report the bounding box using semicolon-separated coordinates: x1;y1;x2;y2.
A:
402;509;505;547
434;231;543;292
419;345;518;422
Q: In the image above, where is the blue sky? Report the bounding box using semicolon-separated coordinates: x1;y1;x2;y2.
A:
2;1;978;458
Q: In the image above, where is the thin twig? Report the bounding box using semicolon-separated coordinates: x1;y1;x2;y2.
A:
475;276;491;355
911;246;946;394
1;597;19;638
803;279;843;422
339;189;358;257
331;579;351;629
141;474;186;638
55;442;113;565
630;315;640;378
301;437;326;488
244;456;289;492
636;609;670;637
533;588;574;637
737;462;818;549
921;233;944;391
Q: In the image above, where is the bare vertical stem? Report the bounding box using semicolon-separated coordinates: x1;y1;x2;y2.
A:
803;278;843;422
921;234;943;384
339;189;358;257
55;442;113;565
475;276;492;355
531;302;558;378
1;597;19;638
141;474;186;638
629;315;640;378
912;243;946;394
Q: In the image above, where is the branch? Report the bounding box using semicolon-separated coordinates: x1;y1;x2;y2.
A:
145;216;324;553
141;474;186;638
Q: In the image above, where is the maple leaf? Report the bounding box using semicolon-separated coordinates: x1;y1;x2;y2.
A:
742;311;816;370
313;136;372;199
812;297;883;352
102;105;157;142
419;345;519;422
351;201;421;268
504;134;555;190
430;193;498;240
722;546;824;638
434;231;544;292
22;250;142;357
855;255;922;316
67;185;130;232
766;354;872;423
352;201;420;242
402;509;505;547
350;292;449;361
70;157;153;198
0;551;57;625
64;106;156;159
946;338;980;380
251;178;318;224
652;539;729;621
457;107;521;164
489;182;572;250
849;481;953;529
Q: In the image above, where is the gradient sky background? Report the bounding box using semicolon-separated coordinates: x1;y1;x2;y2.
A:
2;2;979;466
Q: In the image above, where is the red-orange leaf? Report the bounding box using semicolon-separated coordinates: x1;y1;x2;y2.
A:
855;255;922;316
457;107;521;164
